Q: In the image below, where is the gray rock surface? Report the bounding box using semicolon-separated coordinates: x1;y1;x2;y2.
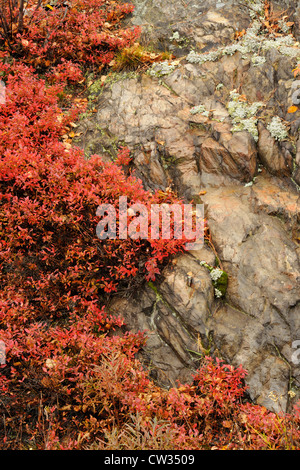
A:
76;0;300;412
127;0;251;55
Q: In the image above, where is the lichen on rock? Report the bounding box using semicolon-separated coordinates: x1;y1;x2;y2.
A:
267;116;289;141
226;90;265;141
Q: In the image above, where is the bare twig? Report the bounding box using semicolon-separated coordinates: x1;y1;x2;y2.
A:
17;0;24;34
42;4;69;48
27;0;43;27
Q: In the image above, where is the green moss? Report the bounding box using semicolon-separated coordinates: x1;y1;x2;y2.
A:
160;152;177;169
87;70;139;101
188;122;209;132
147;281;163;302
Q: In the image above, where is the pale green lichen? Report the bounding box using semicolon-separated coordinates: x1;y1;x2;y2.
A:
227;90;264;141
170;31;180;42
278;19;293;35
169;30;191;48
186;49;220;65
244;176;257;187
190;105;206;115
267;116;289;141
245;0;264;19
148;61;177;78
186;7;300;66
251;54;266;66
190;104;210;117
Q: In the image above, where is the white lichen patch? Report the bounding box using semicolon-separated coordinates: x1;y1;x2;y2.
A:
245;0;264;19
227;90;264;141
251;54;266;66
186;10;300;66
186;49;220;65
278;19;293;35
266;116;289;141
190;104;210;117
148;61;178;78
190;105;206;114
170;31;180;42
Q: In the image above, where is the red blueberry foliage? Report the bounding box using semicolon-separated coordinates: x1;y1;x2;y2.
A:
1;0;141;70
0;0;299;451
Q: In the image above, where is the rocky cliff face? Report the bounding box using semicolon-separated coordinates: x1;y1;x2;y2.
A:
76;0;300;413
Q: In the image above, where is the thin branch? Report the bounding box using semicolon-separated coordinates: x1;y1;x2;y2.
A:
8;0;14;38
27;0;43;27
0;6;14;50
42;5;69;48
17;0;24;34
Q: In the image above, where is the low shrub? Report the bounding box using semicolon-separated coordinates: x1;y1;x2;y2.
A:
0;0;299;451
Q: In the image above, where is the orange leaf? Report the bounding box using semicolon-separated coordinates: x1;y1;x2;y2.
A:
238;94;247;102
288;105;298;113
234;29;246;40
222;420;232;428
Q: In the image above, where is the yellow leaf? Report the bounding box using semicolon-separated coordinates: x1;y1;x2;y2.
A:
292;64;300;78
60;404;72;411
